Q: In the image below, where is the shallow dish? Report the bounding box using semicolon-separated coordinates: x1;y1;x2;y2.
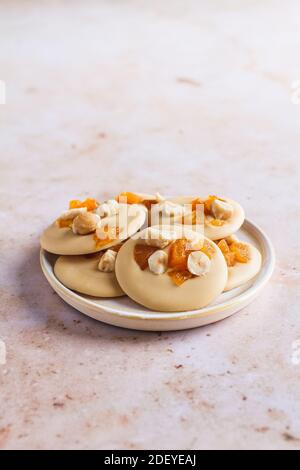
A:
40;219;275;331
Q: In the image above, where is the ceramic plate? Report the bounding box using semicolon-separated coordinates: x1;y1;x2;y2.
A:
40;219;275;331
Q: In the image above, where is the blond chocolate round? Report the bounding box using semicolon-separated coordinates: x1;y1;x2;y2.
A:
41;204;146;255
54;253;124;298
170;196;245;240
115;226;228;312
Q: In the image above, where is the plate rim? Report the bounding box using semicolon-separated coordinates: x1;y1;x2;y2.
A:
40;218;275;322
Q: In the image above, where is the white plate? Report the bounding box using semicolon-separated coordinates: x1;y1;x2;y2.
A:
40;219;275;331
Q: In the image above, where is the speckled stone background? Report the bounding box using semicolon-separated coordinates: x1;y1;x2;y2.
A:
0;0;299;450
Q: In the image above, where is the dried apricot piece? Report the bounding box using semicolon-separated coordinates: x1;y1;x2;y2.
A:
200;240;215;259
116;192;143;205
224;252;236;267
188;209;204;226
168;269;194;286
58;219;73;228
69;199;82;209
191;198;205;211
168;239;189;270
84;198;99;211
210;218;225;226
191;211;197;225
230;242;250;263
69;198;99;211
134;244;159;270
217;239;237;266
217;239;230;254
204;195;218;215
93;234;114;249
93;227;120;248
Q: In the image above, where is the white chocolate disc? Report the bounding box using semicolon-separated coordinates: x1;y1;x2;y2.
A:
224;242;262;291
115;225;227;312
41;203;146;255
170;196;245;240
54;253;124;298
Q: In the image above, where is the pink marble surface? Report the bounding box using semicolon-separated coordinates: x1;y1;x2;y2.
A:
0;0;299;450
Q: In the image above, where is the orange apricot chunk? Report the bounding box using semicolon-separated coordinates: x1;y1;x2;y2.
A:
217;239;230;254
116;192;143;205
200;240;215;259
204;195;218;215
191;198;205;211
93;234;114;249
224;252;236;267
134;244;159;270
58;219;73;228
210;218;226;226
168;239;189;271
230;242;250;263
217;239;236;267
69;199;82;209
168;269;194;286
69;198;99;211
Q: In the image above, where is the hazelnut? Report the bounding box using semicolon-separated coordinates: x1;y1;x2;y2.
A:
211;199;233;220
72;212;100;235
98;250;117;272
